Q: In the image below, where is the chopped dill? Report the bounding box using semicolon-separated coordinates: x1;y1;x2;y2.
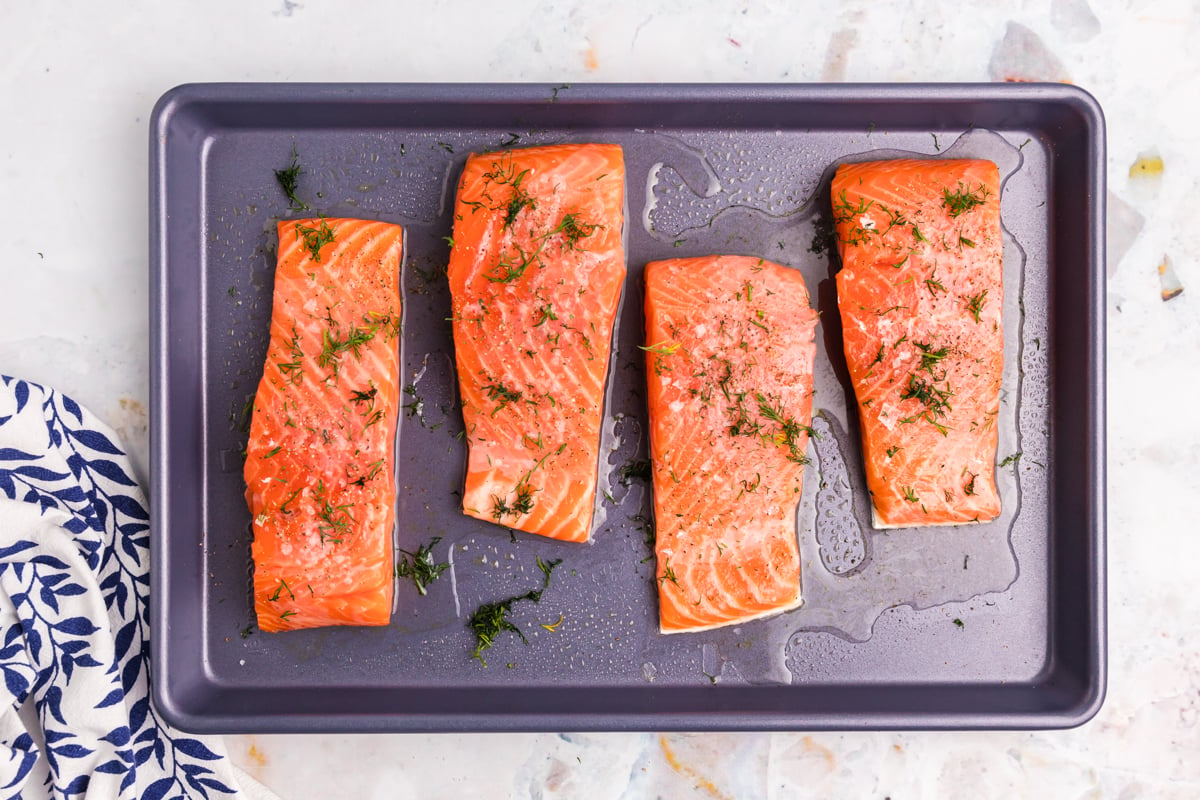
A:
312;480;354;545
617;458;652;486
544;212;599;249
658;558;680;588
924;269;947;297
485;245;538;284
483;381;522;412
267;578;295;602
396;536;450;596
900;373;953;418
942;182;990;218
640;340;680;375
295;219;336;262
754;393;812;465
965;290;988;323
317;321;375;380
278;487;302;514
902;486;919;503
501;168;535;230
914;341;949;373
468;555;561;665
350;385;377;407
274;144;308;211
277;325;305;385
350;458;385;488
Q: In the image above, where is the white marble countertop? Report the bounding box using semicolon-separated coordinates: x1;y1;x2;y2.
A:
2;1;1197;797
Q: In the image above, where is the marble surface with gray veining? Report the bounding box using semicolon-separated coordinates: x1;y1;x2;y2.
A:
2;1;1197;797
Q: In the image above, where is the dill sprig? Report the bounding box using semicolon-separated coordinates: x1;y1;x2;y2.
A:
965;290;988;323
924;268;947;297
312;480;354;545
617;458;652;486
483;381;522;412
754;393;812;466
267;578;295;602
317;322;374;380
350;385;377;407
832;189;876;246
295;219;336;262
899;374;953;418
468;556;561;665
277;324;305;385
942;182;991;218
502;169;535;230
350;458;385;488
640;340;680;376
548;212;599;249
274;145;308;211
396;537;450;596
913;342;950;374
485;245;538;284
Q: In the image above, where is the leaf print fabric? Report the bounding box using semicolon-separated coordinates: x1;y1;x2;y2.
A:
0;376;245;799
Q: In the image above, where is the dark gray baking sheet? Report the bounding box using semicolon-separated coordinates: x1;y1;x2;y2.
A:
149;83;1106;732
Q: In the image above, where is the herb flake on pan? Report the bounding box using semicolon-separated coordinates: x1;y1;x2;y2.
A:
396;537;450;596
274;144;309;211
999;451;1022;468
468;557;562;665
617;458;652;486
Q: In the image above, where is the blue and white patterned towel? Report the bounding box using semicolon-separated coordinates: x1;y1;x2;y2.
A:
0;375;249;799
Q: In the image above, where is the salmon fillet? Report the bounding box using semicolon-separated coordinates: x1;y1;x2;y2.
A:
832;158;1003;528
245;217;404;632
447;144;626;543
644;256;819;634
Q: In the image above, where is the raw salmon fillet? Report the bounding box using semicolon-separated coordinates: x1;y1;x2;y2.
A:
832;158;1003;528
245;217;404;632
644;256;819;634
447;144;626;543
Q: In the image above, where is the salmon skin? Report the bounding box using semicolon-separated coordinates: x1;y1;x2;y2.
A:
447;144;626;543
644;256;819;634
832;158;1003;528
245;218;404;632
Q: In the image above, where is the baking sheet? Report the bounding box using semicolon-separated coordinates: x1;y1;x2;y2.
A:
149;83;1106;732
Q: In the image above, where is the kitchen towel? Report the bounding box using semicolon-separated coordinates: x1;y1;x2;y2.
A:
0;375;248;799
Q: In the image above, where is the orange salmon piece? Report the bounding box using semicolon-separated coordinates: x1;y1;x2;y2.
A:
447;144;626;543
644;256;819;634
832;158;1003;528
245;218;403;632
